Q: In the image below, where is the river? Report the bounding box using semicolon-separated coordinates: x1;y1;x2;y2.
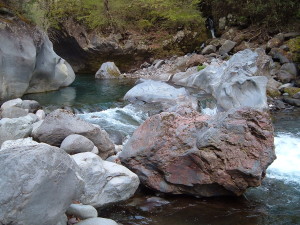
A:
24;75;300;225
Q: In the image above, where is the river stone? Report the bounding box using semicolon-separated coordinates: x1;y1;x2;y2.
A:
76;218;118;225
185;49;268;111
218;40;236;55
72;152;139;208
66;204;98;219
201;45;216;55
0;144;84;225
32;109;115;159
95;62;121;79
0;98;23;110
60;134;95;155
0;114;38;146
120;108;275;197
36;109;45;120
280;63;298;77
0;18;75;101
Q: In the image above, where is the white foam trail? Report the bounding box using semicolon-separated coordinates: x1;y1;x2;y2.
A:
78;104;147;136
201;107;217;116
267;133;300;185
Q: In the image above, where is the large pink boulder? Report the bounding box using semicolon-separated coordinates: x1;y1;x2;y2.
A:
120;108;275;197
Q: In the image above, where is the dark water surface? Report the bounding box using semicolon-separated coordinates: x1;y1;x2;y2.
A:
24;76;300;225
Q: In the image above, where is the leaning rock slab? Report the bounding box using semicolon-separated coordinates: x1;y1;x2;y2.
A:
95;62;121;79
0;144;83;225
120;108;275;197
72;152;139;208
32;109;114;159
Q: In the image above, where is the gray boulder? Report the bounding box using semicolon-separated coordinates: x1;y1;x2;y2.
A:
76;218;118;225
0;144;83;225
0;106;28;118
60;134;96;155
124;79;197;110
219;40;236;55
0;137;38;151
95;62;121;79
0;19;75;101
32;109;115;159
72;152;139;208
201;45;216;55
185;49;268;111
0;114;38;146
280;63;298;77
66;204;98;220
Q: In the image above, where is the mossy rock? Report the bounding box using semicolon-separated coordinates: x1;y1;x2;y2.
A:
284;87;300;96
286;37;300;63
267;88;281;98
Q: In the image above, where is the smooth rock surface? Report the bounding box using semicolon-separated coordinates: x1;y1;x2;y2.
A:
60;134;95;155
120;108;275;197
76;218;118;225
185;49;268;111
0;19;75;101
32;109;114;159
72;152;139;208
66;204;98;219
201;45;216;55
0;137;39;151
0;144;83;225
219;40;236;55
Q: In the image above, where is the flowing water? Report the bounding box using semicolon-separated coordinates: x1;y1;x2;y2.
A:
24;76;300;225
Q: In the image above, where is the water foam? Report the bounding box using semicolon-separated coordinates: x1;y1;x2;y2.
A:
267;133;300;185
78;104;147;138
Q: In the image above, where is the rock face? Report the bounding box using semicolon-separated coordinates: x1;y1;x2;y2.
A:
72;152;139;208
95;62;122;79
184;49;268;111
0;143;83;225
120;108;275;197
32;109;114;159
0;17;75;102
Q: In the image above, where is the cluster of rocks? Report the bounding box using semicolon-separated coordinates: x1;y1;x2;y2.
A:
0;99;140;225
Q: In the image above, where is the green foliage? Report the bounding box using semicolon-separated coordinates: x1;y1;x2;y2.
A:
197;64;206;71
204;0;300;28
20;0;204;32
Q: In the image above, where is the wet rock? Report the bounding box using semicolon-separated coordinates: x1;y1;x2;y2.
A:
201;45;216;55
66;204;98;220
120;108;275;197
72;152;139;208
60;134;96;155
76;218;118;225
186;49;268;111
218;40;236;55
0;143;83;225
0;114;38;146
95;62;122;79
32;109;115;159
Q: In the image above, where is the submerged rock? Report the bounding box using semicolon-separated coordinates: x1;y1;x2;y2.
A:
0;143;83;225
32;109;114;159
0;18;75;102
72;152;140;208
120;108;275;197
